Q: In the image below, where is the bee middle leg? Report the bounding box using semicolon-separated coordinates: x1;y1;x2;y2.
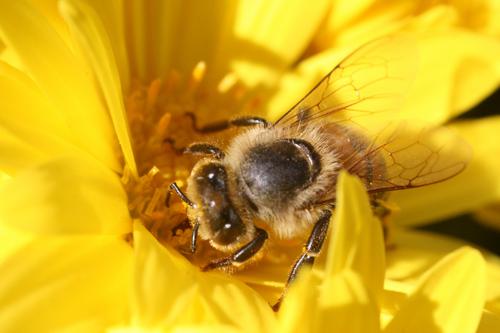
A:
273;209;332;311
202;227;268;271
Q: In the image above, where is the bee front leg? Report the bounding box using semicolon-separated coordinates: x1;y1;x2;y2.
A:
164;140;226;159
165;115;269;154
273;209;332;311
185;112;270;133
202;227;268;271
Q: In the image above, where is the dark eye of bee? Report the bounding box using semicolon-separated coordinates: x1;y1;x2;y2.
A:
240;139;321;204
195;163;245;245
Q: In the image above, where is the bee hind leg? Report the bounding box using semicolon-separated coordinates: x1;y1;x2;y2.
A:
202;227;268;271
272;209;332;311
371;199;395;249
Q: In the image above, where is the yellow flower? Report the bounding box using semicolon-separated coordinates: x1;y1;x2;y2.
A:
0;0;500;332
110;173;489;333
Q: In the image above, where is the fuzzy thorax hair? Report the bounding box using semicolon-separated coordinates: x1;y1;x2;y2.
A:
225;123;341;239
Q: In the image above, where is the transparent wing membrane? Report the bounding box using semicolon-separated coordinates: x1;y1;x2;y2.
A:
274;34;417;128
349;123;471;193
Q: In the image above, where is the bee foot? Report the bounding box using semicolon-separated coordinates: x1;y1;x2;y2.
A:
271;300;282;312
201;258;232;272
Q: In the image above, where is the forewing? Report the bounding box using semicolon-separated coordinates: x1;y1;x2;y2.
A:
344;122;471;194
274;34;417;128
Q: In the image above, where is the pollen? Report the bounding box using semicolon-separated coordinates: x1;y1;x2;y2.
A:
121;62;262;263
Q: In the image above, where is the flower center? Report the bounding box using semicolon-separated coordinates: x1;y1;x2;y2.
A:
122;62;263;265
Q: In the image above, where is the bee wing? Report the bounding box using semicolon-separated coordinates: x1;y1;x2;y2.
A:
272;34;470;199
273;34;417;128
345;122;471;194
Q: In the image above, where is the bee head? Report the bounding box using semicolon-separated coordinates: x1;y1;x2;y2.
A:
186;160;254;251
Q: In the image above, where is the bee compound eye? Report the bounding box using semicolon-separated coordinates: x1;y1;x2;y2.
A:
211;206;246;246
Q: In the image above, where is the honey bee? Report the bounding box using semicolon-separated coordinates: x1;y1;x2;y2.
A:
169;35;469;307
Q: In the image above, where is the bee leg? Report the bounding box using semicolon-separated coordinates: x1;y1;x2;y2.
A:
168;185;199;253
371;199;394;248
272;209;332;311
165;115;269;153
202;227;268;271
185;112;270;133
183;143;225;159
169;182;194;207
191;221;200;253
164;138;226;160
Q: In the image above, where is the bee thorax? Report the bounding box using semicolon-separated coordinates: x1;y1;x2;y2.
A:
240;139;319;206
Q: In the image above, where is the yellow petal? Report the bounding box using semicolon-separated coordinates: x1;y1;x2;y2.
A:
323;0;377;34
130;0;329;85
445;0;500;37
229;0;330;86
79;0;130;90
52;319;107;333
109;325;242;333
385;247;486;333
0;235;132;332
0;37;24;71
324;171;385;301
279;269;380;333
59;0;138;177
173;1;239;82
168;326;243;333
402;30;500;123
28;0;130;89
385;228;500;305
318;270;380;333
277;268;318;333
123;1;148;80
313;0;411;49
393;116;500;225
0;156;130;235
0;225;32;265
122;1;238;82
132;222;275;332
0;61;91;175
0;0;120;172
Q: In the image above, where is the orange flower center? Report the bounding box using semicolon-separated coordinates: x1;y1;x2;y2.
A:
121;63;263;266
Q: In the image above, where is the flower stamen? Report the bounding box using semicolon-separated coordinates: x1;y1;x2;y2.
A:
122;63;262;264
